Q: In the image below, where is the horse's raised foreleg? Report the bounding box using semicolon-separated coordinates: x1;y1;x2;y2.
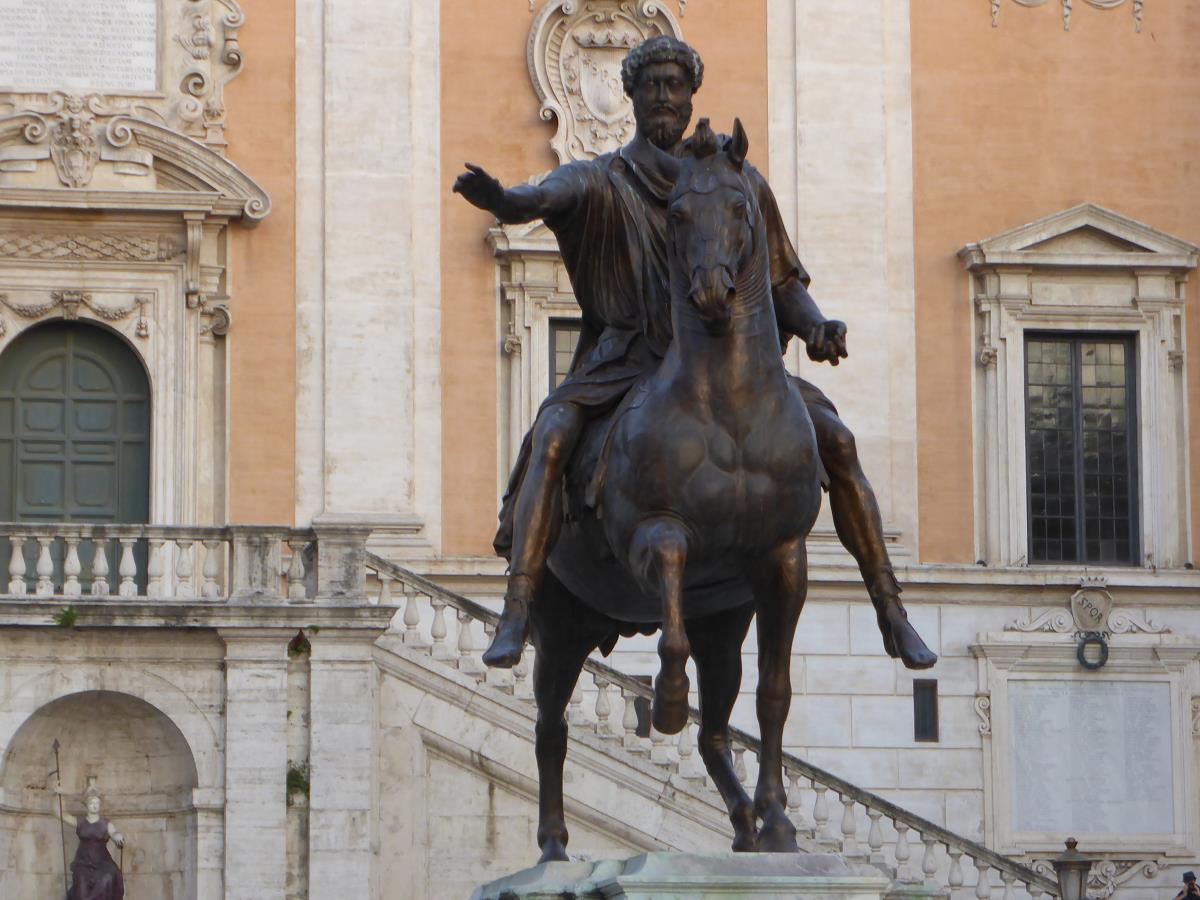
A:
629;516;692;735
529;575;607;863
749;536;808;852
688;604;758;851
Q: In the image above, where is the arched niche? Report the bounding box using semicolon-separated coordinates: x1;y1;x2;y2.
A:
0;690;199;900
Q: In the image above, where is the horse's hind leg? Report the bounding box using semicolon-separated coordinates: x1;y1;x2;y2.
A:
529;573;609;863
688;604;758;851
749;536;808;852
629;517;691;735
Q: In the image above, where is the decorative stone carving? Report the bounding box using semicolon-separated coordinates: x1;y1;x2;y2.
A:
0;232;181;262
0;0;246;154
1031;858;1165;899
1006;578;1169;635
48;102;100;188
1070;583;1112;633
0;290;150;335
528;0;684;164
974;693;992;736
991;0;1144;30
1006;604;1168;636
1191;696;1200;737
1007;608;1074;633
177;15;216;61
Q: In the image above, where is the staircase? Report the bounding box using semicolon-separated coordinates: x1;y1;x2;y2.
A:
367;553;1057;900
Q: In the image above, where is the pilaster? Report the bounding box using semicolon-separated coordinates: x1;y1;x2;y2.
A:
307;630;384;898
219;628;294;900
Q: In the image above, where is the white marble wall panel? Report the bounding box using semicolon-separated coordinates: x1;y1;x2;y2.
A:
295;0;442;552
767;0;919;557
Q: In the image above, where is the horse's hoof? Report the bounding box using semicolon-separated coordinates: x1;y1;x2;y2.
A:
651;697;688;735
537;838;569;864
757;822;799;853
731;832;758;852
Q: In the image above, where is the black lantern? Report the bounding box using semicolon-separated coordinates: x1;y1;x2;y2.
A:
1051;838;1090;900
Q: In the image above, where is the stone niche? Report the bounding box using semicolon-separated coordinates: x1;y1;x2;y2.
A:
0;0;267;526
0;691;200;899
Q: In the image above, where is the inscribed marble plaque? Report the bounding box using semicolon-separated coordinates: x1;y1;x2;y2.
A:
1009;680;1173;835
0;0;159;93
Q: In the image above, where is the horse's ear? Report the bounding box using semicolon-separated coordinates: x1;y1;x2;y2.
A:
728;118;748;170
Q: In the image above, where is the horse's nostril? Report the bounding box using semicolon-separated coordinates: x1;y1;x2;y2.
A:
725;288;736;305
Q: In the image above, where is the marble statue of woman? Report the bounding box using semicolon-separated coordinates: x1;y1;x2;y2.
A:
53;782;127;900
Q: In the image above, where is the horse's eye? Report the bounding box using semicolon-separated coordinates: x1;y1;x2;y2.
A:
733;201;747;217
669;209;686;223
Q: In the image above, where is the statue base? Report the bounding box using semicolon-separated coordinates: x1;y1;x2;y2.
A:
469;851;894;900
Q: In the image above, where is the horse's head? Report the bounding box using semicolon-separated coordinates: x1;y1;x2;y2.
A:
668;117;756;335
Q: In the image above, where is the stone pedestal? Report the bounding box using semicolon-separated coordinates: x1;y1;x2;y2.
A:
470;852;892;900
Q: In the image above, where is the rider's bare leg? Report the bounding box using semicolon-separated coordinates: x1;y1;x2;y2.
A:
808;404;937;670
483;401;586;668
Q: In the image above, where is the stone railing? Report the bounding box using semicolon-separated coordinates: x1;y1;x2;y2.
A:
0;522;376;604
366;552;1058;899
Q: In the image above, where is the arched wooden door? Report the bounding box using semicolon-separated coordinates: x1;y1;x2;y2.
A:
0;321;150;526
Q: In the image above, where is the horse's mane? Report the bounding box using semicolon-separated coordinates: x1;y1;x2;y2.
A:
686;118;722;159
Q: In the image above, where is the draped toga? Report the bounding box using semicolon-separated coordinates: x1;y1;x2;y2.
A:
494;140;829;558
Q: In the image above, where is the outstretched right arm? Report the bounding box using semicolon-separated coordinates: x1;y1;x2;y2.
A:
452;163;576;225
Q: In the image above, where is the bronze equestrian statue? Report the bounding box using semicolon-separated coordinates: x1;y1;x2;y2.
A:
455;36;934;674
452;36;936;861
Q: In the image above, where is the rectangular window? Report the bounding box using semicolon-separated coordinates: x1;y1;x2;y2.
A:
549;319;581;389
913;679;939;743
1025;334;1138;564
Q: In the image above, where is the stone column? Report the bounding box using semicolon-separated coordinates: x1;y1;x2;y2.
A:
219;629;293;899
307;629;381;897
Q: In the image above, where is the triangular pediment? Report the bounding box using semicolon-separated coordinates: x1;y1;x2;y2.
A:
959;203;1199;271
487;218;559;257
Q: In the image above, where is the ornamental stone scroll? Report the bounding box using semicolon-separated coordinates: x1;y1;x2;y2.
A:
528;0;685;164
990;0;1144;30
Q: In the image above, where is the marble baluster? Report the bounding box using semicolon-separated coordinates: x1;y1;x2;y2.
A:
286;540;307;602
7;534;26;595
175;538;195;599
146;539;165;598
35;537;54;596
202;539;222;599
118;539;138;598
63;536;81;598
90;539;110;597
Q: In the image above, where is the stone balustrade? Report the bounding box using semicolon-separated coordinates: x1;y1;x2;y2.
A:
366;552;1060;900
0;523;371;604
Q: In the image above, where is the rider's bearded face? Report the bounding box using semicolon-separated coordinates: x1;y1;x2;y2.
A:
631;61;694;150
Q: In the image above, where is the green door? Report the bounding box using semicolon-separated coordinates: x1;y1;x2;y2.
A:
0;322;150;582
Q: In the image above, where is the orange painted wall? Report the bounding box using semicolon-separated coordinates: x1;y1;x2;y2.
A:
911;2;1200;563
223;0;297;525
440;1;769;555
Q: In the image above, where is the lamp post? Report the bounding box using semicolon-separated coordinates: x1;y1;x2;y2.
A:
1052;838;1091;900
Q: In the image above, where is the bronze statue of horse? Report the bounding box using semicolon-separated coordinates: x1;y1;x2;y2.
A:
527;119;821;861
